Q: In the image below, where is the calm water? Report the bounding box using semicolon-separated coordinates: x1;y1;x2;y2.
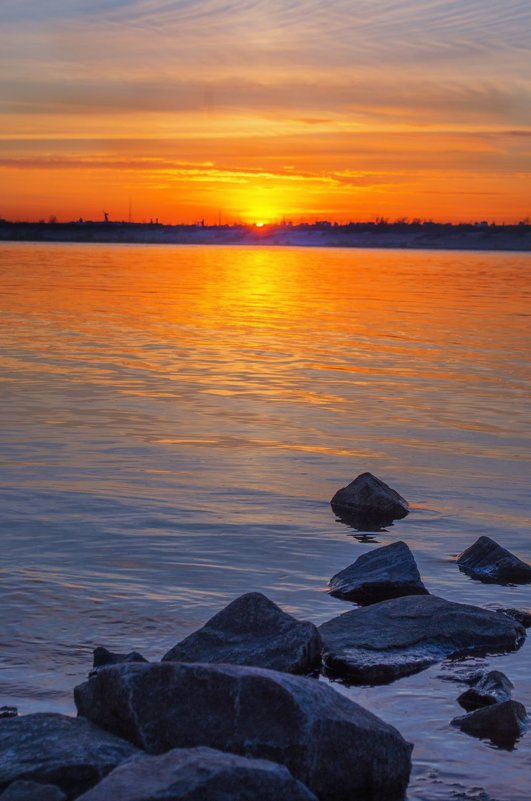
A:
1;242;530;800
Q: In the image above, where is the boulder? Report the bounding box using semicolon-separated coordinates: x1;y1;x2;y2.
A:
0;782;66;801
93;647;148;668
457;536;531;584
0;707;17;720
0;713;140;799
319;595;526;684
327;541;428;604
76;747;318;801
161;593;321;674
330;473;409;524
451;700;527;749
457;671;513;710
495;608;531;628
74;662;412;801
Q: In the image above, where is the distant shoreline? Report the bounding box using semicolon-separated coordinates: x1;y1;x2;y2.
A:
1;220;530;252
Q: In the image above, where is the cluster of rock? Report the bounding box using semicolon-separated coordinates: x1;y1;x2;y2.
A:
1;472;529;799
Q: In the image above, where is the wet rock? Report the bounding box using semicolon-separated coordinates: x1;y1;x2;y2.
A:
319;595;526;684
76;747;318;801
93;647;148;668
0;781;66;801
328;541;428;604
0;707;17;720
451;700;527;749
457;536;531;584
458;671;514;710
495;608;531;628
161;593;321;674
330;472;409;524
0;713;140;799
74;662;413;801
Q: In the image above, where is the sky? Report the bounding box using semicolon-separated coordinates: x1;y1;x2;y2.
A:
1;0;530;224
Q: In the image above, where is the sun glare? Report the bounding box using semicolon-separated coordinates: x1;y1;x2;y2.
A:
255;221;265;228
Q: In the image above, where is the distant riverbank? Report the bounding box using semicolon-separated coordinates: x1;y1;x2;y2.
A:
1;220;531;251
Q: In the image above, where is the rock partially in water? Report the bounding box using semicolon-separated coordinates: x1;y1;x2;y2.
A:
327;541;428;604
457;536;531;584
330;472;409;524
451;700;528;749
0;707;17;720
458;671;514;711
495;607;531;628
161;592;321;675
74;662;413;801
93;647;148;668
319;595;526;684
0;713;140;798
0;781;66;801
76;747;318;801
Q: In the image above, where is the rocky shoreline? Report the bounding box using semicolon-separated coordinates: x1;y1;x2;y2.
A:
1;473;529;801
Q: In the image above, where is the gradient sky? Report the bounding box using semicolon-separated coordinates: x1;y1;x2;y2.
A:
1;0;530;224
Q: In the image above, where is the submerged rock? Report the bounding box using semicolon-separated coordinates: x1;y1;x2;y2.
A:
0;781;66;801
458;671;513;711
161;592;321;674
319;595;525;684
93;647;148;668
451;700;527;749
0;713;140;798
330;472;409;524
328;541;428;604
74;662;413;801
456;536;531;584
495;608;531;628
0;707;17;720
76;747;318;801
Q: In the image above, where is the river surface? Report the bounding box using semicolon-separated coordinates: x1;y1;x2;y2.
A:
0;242;530;800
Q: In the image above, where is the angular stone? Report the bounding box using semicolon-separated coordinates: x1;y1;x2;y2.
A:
0;713;140;798
76;747;318;801
330;472;409;523
496;608;531;628
458;671;514;711
0;781;66;801
457;536;531;584
451;700;527;749
74;662;412;801
93;647;148;668
319;595;526;684
161;593;321;674
328;541;428;605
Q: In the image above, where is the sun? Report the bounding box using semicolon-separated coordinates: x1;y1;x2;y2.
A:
255;221;265;228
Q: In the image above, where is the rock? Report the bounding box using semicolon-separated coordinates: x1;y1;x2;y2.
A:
456;536;531;584
330;472;409;524
0;713;140;799
93;647;148;668
0;707;17;720
451;700;527;749
0;781;66;801
457;671;513;710
161;593;321;674
495;608;531;628
76;747;318;801
328;541;428;605
74;662;412;801
319;595;526;684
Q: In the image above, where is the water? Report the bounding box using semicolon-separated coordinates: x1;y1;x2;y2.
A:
0;242;530;799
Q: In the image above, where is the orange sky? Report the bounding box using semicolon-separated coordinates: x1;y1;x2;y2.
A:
1;1;530;224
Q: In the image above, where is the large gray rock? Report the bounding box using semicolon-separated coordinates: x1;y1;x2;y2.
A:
451;700;527;749
457;670;513;711
161;593;321;674
330;472;409;523
76;747;318;801
74;662;412;801
319;595;526;684
93;647;148;668
0;714;140;799
457;536;531;584
0;782;66;801
328;541;428;604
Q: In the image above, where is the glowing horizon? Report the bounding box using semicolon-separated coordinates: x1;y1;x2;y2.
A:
1;1;530;224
